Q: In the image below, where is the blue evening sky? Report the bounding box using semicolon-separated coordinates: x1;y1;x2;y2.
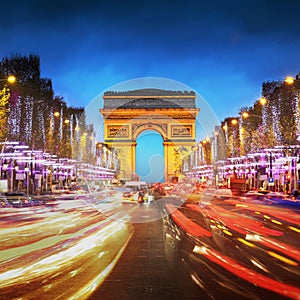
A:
136;130;164;182
1;0;300;141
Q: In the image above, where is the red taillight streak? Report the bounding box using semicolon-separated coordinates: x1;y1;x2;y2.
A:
229;200;299;226
165;204;212;237
201;247;300;299
186;204;283;237
257;237;300;262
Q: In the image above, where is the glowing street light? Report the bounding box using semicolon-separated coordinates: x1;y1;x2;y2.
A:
0;75;16;84
285;74;300;141
0;75;17;141
241;96;266;121
231;119;238;125
239;98;267;156
7;75;16;84
285;76;295;85
284;74;300;89
259;97;267;106
242;112;249;119
53;111;60;118
241;112;263;120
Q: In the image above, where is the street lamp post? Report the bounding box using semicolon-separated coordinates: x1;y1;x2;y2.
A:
0;76;16;103
240;97;267;153
25;166;30;195
0;76;16;141
284;74;300;87
285;73;300;141
259;96;267;106
222;119;238;158
229;118;239;157
241;98;267;123
193;145;198;169
285;73;300;191
0;76;16;84
9;158;14;192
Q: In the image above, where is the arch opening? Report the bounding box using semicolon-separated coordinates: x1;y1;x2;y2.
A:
136;130;164;183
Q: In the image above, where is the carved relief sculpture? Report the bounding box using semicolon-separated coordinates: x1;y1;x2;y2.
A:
171;125;192;137
107;125;129;138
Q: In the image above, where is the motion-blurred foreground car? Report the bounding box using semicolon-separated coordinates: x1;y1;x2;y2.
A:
163;198;300;299
0;197;133;299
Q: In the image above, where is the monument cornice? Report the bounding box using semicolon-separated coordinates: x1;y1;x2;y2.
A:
103;88;196;97
100;108;199;120
102;89;197;109
103;95;196;99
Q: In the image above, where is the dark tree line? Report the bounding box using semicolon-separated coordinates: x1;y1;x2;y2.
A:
0;54;93;161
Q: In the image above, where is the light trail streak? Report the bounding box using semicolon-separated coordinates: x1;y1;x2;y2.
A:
0;195;133;299
192;245;300;299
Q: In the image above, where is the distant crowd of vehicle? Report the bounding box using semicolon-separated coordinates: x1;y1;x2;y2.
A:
1;179;300;209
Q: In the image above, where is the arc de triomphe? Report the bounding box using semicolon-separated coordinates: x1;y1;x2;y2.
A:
100;88;199;182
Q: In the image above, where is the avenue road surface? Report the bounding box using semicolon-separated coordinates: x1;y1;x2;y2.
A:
90;195;300;300
90;202;207;300
0;190;299;300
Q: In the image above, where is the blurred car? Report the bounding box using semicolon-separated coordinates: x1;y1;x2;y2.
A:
240;190;300;208
214;188;233;199
0;196;12;208
31;198;47;206
163;201;300;299
122;189;137;203
4;192;33;208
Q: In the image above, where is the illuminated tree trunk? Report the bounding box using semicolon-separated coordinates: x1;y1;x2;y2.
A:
0;86;10;141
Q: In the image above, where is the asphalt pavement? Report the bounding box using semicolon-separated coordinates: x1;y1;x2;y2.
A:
89;202;208;300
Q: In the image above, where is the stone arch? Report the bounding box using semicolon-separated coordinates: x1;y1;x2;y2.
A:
132;122;167;141
100;88;199;181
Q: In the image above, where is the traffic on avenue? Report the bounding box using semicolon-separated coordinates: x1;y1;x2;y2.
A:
0;182;299;300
